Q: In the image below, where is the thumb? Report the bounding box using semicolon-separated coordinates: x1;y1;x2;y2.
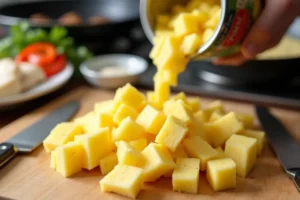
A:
241;0;299;58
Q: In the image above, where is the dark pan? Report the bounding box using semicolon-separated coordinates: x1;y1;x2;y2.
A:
0;0;140;52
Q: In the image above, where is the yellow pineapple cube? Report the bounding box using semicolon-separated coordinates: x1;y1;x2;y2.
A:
204;112;244;147
155;115;187;152
116;141;145;167
55;141;84;177
100;152;118;175
225;134;257;177
173;13;199;36
163;99;195;125
181;33;202;55
113;103;138;125
194;110;205;121
171;4;185;14
187;97;201;113
113;83;146;112
237;113;254;129
142;143;175;182
171;92;188;104
43;122;83;153
154;81;170;109
238;129;265;155
154;69;178;86
136;105;166;135
94;100;114;115
207;158;236;191
50;151;56;169
183;136;217;171
129;138;147;152
98;113;115;129
203;28;215;43
214;147;227;159
74;112;99;133
205;8;221;29
209;111;223;122
113;117;144;142
150;36;166;59
188;116;205;139
100;164;144;199
203;100;225;121
156;14;171;27
172;158;200;194
191;10;209;24
154;30;174;37
164;145;189;178
74;128;112;170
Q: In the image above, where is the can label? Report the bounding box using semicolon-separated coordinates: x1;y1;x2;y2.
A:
196;0;261;59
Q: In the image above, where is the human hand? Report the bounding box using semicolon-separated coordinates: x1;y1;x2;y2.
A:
213;0;300;66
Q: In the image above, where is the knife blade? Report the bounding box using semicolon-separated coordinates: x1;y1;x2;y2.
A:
0;100;80;168
255;105;300;192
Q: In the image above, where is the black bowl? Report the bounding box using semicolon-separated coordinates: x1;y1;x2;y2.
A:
0;0;140;53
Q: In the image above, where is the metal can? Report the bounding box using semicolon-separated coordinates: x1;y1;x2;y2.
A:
140;0;263;60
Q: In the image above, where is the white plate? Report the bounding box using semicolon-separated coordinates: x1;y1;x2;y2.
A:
0;63;74;108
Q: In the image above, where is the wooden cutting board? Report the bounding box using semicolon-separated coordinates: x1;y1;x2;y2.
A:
0;86;300;200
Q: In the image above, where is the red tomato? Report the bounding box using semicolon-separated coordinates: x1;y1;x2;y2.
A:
16;42;56;67
42;55;67;77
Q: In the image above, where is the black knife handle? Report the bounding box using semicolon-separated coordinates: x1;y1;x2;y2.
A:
294;171;300;192
0;143;18;168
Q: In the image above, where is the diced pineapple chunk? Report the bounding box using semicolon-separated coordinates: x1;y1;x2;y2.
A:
171;4;185;14
98;113;115;129
187;97;201;113
181;33;202;55
203;100;225;121
164;145;189;178
207;158;236;191
50;151;56;169
43;122;83;153
183;136;217;171
100;152;118;175
172;158;200;194
154;81;170;109
205;8;221;29
74;128;112;170
156;14;171;27
113;83;146;112
154;69;178;86
191;10;209;24
113;117;144;142
74;112;98;133
94;100;114;115
150;36;166;59
129;138;148;152
55;141;84;177
171;92;188;104
237;113;254;129
143;133;156;144
173;13;199;36
204;112;244;147
142;143;175;182
202;28;215;43
100;164;144;199
214;147;227;159
238;129;265;155
209;110;223;122
113;103;138;125
187;114;205;139
163;99;195;125
225;134;257;177
116;141;145;167
136;105;166;135
155;115;188;152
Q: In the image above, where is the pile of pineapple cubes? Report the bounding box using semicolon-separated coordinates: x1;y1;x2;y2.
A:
43;83;265;199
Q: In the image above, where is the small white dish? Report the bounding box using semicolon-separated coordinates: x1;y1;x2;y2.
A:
80;54;148;89
0;63;74;109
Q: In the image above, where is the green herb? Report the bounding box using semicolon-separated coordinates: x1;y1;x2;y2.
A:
0;21;93;68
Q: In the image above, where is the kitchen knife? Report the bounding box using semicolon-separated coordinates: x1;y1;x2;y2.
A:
0;101;80;168
255;105;300;192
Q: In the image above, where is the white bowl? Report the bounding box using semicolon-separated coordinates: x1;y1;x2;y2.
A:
80;54;148;89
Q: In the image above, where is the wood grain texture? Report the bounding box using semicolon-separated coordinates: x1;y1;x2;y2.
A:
0;86;300;200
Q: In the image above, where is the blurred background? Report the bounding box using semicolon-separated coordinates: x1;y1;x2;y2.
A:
0;0;300;109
